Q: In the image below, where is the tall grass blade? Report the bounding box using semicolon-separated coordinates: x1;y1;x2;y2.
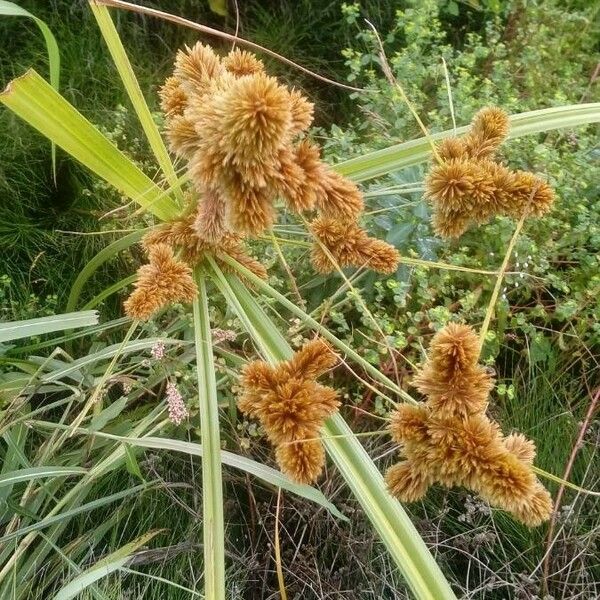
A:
0;466;87;488
192;271;226;600
52;530;161;600
336;103;600;181
89;2;184;203
0;483;150;544
0;311;99;343
0;0;60;177
0;71;178;221
73;428;346;519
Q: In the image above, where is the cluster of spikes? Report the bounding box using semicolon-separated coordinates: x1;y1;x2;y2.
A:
124;42;400;319
425;107;555;238
385;323;553;527
237;338;340;484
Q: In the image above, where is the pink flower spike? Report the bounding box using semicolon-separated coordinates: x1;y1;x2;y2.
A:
166;381;189;425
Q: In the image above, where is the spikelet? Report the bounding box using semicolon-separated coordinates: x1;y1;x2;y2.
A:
425;159;476;206
222;48;265;77
159;76;187;117
271;148;310;212
412;323;493;418
437;137;467;161
197;73;292;168
288;88;314;134
426;106;554;238
310;217;400;275
385;322;553;527
124;244;197;320
224;182;276;235
467;106;510;157
317;166;364;220
276;440;325;485
166;114;200;159
193;187;227;243
174;42;223;96
281;140;326;212
238;338;340;483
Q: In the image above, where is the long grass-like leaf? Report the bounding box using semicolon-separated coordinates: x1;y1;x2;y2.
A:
52;530;161;600
66;229;145;312
0;0;60;176
336;103;600;181
0;466;87;488
89;2;183;203
67;428;346;519
192;271;225;600
0;71;178;221
0;483;150;544
0;311;99;343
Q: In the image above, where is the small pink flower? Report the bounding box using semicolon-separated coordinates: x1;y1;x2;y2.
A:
151;340;166;360
212;329;236;344
166;381;188;425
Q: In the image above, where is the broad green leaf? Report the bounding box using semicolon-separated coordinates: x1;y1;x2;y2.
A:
89;3;183;203
0;311;99;343
0;70;178;221
52;530;161;600
0;0;60;175
0;466;87;488
66;229;145;312
336;103;600;181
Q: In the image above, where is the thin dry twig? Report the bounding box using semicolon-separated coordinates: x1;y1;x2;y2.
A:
92;0;367;93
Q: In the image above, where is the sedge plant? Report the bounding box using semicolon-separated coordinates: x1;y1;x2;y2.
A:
1;2;600;598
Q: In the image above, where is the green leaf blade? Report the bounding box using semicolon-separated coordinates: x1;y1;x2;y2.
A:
0;70;178;221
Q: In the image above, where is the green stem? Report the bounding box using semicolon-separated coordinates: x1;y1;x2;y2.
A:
192;270;226;599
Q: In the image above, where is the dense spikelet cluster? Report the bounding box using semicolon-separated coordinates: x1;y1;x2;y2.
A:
124;244;197;320
159;42;397;274
238;338;340;484
425;107;555;238
385;323;553;526
125;42;401;319
311;217;400;274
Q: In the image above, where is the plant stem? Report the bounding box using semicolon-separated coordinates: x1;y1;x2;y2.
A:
192;270;226;599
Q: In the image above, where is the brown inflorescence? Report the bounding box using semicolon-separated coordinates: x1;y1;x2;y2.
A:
385;323;553;527
160;41;398;268
124;243;197;320
237;338;340;484
125;42;400;319
426;107;555;238
310;217;400;275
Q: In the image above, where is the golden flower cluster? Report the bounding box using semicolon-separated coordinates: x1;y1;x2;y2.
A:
123;243;197;320
125;42;399;319
161;42;399;273
385;323;553;527
425;107;555;238
237;338;340;484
